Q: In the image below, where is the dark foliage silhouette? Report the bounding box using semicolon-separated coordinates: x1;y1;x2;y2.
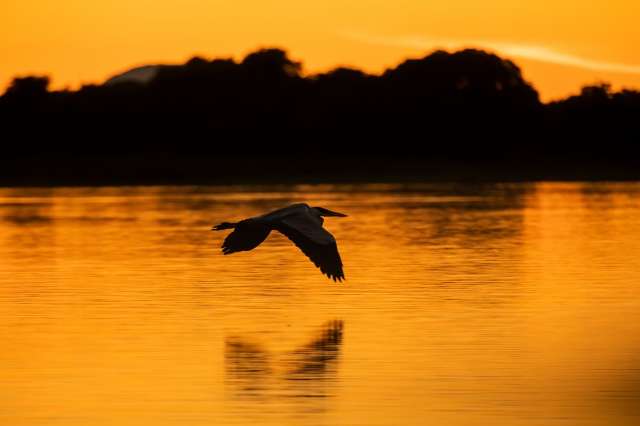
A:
4;76;50;101
546;84;640;160
1;47;639;184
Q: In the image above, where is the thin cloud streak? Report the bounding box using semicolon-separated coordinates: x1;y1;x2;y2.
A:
341;31;640;75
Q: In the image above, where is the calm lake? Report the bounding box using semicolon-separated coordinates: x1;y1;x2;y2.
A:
1;183;639;426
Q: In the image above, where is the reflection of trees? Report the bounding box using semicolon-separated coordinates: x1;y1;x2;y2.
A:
426;203;524;245
1;202;53;226
0;191;57;269
577;182;640;209
225;320;343;399
370;184;535;299
1;187;54;223
385;183;534;246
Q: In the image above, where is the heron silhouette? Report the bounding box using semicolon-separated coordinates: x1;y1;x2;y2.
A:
212;203;347;281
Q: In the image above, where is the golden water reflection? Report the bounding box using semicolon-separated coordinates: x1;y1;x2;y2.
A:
0;183;639;426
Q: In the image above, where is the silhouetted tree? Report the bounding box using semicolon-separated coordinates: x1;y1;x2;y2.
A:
545;83;640;160
0;47;639;184
241;48;302;80
3;76;50;98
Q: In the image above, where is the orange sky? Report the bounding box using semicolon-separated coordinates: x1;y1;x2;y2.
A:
3;0;640;100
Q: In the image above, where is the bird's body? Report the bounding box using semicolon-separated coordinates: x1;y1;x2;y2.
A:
212;203;347;281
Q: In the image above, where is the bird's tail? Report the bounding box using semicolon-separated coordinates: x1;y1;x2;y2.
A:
212;222;237;231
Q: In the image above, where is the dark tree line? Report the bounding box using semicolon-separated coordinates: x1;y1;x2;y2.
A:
1;48;639;184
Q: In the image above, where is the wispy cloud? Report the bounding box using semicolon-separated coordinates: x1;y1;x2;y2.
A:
340;31;640;75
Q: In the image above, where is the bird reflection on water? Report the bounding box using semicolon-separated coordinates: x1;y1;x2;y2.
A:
225;320;344;400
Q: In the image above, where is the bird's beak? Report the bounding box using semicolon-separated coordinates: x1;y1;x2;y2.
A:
324;209;348;217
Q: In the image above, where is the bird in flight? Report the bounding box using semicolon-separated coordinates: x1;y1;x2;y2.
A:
212;203;347;281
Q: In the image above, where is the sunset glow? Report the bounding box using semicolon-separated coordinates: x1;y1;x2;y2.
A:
3;0;640;100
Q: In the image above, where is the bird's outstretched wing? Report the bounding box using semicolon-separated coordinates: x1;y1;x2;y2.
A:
275;213;344;281
222;220;271;255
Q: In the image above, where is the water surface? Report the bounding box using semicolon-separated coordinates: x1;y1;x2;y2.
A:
1;183;639;425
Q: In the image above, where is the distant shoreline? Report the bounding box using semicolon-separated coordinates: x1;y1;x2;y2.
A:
2;157;639;188
2;48;638;186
